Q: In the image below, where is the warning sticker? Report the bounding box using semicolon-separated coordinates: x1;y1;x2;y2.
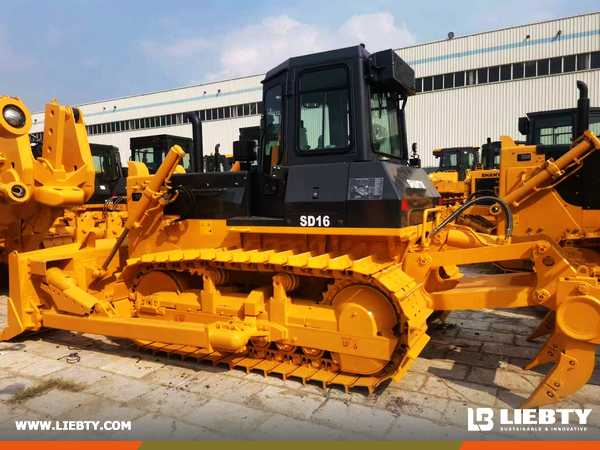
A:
348;177;384;200
200;220;213;235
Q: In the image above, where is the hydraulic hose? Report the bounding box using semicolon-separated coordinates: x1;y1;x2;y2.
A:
170;185;196;223
466;190;497;202
431;196;513;238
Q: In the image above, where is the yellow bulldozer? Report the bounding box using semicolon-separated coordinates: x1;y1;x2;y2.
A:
428;142;503;206
2;47;600;410
428;146;480;205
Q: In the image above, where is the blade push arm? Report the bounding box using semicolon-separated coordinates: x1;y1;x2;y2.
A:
501;130;600;208
98;145;186;274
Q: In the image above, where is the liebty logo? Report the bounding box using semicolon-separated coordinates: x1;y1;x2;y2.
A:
468;408;592;432
468;408;494;431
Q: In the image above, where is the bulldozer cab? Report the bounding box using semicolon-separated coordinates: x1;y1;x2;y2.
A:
204;153;232;172
480;141;501;170
239;125;260;144
519;107;600;147
130;134;193;174
432;147;480;180
92;144;122;183
259;46;412;171
163;45;440;229
89;143;123;203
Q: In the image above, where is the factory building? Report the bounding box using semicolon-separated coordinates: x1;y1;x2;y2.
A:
30;12;600;168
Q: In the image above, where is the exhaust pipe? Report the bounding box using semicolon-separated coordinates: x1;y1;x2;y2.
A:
185;112;204;173
214;144;221;172
485;137;494;171
576;81;589;139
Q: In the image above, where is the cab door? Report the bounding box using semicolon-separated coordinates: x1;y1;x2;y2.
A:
259;75;286;196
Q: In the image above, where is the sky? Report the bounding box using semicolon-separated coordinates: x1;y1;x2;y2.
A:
1;0;598;111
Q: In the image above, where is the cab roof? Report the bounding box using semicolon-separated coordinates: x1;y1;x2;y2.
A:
433;146;479;156
264;45;372;83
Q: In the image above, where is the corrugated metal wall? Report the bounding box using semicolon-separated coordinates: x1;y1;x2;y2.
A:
409;70;600;167
397;13;600;77
394;12;600;167
31;74;263;126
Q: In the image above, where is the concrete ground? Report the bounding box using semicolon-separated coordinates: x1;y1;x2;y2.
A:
1;267;600;441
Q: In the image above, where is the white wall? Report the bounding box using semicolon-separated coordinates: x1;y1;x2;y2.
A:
30;74;264;129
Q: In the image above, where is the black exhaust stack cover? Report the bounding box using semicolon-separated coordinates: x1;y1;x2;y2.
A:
576;81;589;139
186;112;204;173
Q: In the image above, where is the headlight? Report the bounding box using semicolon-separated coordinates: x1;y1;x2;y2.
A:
3;104;27;128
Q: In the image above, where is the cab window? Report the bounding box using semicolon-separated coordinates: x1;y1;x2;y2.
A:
298;67;351;152
535;116;573;145
92;153;112;176
132;147;190;174
590;114;600;136
370;87;405;158
441;151;458;168
462;150;476;169
132;147;160;173
482;152;500;169
262;84;283;173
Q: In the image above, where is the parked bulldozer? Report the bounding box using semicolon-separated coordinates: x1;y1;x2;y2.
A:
2;46;600;409
130;134;194;174
466;139;501;199
458;82;600;257
429;141;506;206
431;82;599;243
428;146;479;204
88;143;126;203
0;96;95;262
